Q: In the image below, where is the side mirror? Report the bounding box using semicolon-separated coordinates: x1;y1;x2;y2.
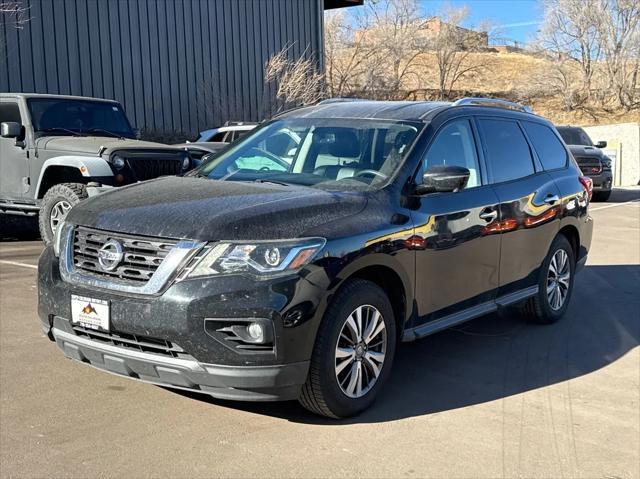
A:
595;140;607;148
1;121;22;139
416;165;470;195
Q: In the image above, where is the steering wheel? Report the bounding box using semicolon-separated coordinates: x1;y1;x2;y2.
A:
354;169;386;179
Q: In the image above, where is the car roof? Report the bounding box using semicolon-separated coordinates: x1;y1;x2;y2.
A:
0;92;120;103
275;98;539;123
277;100;452;122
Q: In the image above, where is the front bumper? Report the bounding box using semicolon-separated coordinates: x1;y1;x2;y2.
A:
51;318;308;401
38;246;328;401
586;170;613;191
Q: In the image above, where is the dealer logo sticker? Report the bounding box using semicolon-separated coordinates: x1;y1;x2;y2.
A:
71;295;110;331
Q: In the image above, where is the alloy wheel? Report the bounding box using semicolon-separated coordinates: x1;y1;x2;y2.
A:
49;200;72;236
547;249;571;311
334;305;387;399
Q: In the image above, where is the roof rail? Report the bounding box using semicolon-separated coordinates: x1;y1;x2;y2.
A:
452;97;533;113
318;98;364;105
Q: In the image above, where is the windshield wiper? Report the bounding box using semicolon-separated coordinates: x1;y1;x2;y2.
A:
38;127;84;137
86;128;126;139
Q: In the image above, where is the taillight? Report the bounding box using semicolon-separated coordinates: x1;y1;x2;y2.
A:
579;176;593;201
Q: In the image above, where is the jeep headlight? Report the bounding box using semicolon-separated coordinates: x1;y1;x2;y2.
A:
187;238;325;278
111;154;125;170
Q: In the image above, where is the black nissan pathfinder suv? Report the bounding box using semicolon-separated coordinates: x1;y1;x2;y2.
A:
38;98;593;418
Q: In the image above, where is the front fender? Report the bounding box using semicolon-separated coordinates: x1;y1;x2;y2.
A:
36;156;113;196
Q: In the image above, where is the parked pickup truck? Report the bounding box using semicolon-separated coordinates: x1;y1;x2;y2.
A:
556;125;613;202
0;93;192;244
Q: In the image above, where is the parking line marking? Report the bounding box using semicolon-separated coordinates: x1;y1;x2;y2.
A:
590;199;640;211
0;260;38;270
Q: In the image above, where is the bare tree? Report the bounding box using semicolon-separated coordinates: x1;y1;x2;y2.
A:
0;1;30;27
264;45;325;112
538;0;603;106
324;10;377;97
428;6;488;100
595;0;640;110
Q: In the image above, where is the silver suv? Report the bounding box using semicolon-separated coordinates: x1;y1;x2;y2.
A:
0;93;192;244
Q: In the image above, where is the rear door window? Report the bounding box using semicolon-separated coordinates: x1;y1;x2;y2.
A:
477;118;535;183
522;122;568;170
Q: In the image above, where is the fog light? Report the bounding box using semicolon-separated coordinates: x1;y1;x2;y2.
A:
247;322;264;342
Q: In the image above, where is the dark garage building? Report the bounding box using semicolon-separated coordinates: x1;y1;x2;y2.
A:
0;0;360;137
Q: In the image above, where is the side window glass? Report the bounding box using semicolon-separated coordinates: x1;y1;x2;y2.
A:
210;132;226;142
477;119;535;183
423;119;481;188
0;103;22;124
522;122;568;170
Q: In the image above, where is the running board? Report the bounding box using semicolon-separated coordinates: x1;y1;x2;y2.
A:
402;286;538;342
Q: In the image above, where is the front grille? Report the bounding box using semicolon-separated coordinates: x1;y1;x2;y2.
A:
113;149;185;181
72;325;187;359
576;157;602;175
129;158;184;180
73;227;176;284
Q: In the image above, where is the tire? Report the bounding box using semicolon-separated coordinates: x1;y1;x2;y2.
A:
38;183;87;245
592;190;611;202
299;279;396;418
523;234;575;324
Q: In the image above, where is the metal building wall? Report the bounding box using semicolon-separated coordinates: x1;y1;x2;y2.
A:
0;0;324;135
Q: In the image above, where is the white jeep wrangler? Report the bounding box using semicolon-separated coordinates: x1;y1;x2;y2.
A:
0;93;192;243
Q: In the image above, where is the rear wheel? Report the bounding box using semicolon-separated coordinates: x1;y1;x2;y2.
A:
39;183;87;245
592;190;611;202
299;279;396;418
523;234;575;324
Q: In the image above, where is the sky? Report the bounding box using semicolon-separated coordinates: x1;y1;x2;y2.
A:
417;0;544;44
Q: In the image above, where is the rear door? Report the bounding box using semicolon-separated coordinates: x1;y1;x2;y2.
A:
476;117;562;297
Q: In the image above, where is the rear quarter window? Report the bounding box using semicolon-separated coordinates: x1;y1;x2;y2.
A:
523;122;568;170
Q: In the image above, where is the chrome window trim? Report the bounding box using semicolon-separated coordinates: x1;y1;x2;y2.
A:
59;224;206;295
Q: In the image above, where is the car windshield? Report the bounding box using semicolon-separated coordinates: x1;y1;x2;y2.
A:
193;118;421;191
27;98;135;138
557;127;592;146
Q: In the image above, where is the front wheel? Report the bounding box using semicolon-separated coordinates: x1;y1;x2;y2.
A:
523;234;575;324
299;279;396;418
39;183;88;245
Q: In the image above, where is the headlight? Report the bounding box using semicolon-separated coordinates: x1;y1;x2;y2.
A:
182;157;191;170
187;238;325;278
53;220;69;258
602;158;612;169
111;155;125;170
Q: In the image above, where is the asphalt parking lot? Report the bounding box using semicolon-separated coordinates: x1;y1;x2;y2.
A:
1;188;638;479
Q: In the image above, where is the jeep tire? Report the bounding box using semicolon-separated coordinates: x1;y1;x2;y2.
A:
39;183;88;245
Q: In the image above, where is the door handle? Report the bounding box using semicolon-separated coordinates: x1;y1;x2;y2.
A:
544;194;560;205
479;209;498;222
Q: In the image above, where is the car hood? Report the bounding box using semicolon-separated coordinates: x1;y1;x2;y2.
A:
36;136;182;156
67;176;368;241
566;144;606;159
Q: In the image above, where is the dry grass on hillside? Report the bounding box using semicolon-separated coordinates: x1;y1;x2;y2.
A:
349;49;639;126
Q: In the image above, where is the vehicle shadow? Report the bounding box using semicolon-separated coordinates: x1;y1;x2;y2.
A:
603;187;640;203
169;264;640;424
0;214;40;241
